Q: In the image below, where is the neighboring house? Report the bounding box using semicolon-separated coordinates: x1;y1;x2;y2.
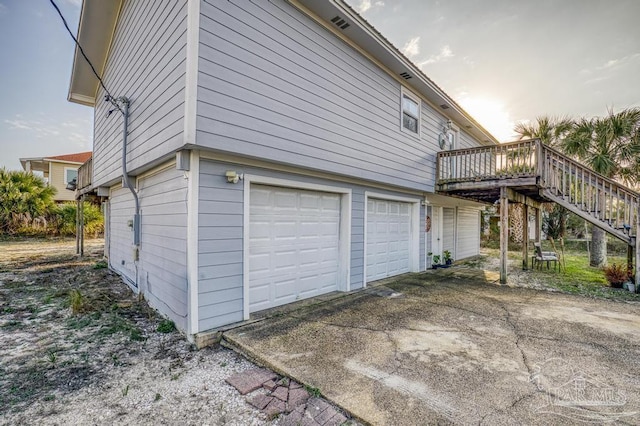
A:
20;152;92;202
67;0;497;343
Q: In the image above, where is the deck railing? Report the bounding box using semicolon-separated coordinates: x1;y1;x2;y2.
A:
77;157;92;191
436;139;639;242
542;146;638;236
436;139;541;182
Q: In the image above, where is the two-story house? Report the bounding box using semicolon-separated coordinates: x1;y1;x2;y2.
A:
20;151;92;202
68;0;497;343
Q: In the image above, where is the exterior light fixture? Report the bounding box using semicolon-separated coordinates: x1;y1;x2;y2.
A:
225;171;244;184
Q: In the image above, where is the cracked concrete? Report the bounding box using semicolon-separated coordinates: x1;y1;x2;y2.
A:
224;273;640;425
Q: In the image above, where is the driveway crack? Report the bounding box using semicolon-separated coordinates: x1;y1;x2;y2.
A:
287;315;403;375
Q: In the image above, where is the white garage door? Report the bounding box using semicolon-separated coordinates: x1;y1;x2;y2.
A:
249;185;341;312
366;198;412;282
456;207;480;259
442;207;455;256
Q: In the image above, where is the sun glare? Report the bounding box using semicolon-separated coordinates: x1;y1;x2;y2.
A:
457;96;517;142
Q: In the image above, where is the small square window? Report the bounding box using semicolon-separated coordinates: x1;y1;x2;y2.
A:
401;90;420;135
65;168;78;184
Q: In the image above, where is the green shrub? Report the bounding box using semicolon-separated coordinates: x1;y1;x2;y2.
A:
0;168;56;235
51;202;104;237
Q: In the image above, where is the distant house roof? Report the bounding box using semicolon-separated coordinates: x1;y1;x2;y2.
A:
20;151;93;173
45;152;93;163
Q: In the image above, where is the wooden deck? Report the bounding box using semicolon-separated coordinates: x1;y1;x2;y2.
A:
435;139;640;285
76;156;93;197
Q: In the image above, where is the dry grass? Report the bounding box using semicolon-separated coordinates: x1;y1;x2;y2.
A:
0;239;159;414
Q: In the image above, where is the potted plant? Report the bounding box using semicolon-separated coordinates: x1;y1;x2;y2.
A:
432;255;441;269
603;263;629;289
443;250;453;267
627;271;636;293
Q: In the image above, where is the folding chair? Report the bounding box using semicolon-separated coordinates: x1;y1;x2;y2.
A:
533;242;559;271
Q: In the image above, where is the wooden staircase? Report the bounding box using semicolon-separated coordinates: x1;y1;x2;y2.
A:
435;139;639;283
436;139;638;246
541;147;638;246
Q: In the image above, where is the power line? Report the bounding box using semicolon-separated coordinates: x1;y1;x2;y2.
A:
49;0;121;111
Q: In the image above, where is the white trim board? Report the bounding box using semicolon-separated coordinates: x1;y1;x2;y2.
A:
183;0;200;146
187;150;200;336
199;151;424;199
242;174;352;320
363;191;421;286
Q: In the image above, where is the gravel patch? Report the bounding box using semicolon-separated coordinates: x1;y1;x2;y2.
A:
0;238;277;425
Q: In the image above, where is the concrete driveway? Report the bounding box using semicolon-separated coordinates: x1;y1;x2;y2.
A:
224;269;640;425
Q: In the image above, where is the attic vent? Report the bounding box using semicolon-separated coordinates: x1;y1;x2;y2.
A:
399;72;412;80
440;104;450;110
330;15;351;30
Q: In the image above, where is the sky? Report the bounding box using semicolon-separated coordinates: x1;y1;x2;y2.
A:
0;0;91;171
349;0;640;141
0;0;639;170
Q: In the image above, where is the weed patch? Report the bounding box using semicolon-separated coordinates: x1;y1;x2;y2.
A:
157;319;176;334
304;385;322;398
0;239;157;415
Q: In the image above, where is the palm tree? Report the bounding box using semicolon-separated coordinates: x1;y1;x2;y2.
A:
562;107;640;267
514;116;576;245
514;116;574;147
0;168;56;234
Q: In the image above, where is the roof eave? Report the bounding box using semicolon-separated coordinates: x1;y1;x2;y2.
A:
43;159;86;165
67;0;123;107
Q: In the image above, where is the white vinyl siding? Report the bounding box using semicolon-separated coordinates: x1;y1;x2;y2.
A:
198;161;245;331
366;199;412;282
109;185;136;285
196;0;443;192
248;185;340;312
92;0;188;186
138;166;188;332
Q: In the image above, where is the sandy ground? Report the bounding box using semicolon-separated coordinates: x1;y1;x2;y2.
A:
0;238;275;426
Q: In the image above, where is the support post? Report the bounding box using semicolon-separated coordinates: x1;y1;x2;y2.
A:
636;208;639;289
79;195;85;257
500;187;509;284
628;245;633;281
535;207;542;243
522;204;529;270
75;199;80;255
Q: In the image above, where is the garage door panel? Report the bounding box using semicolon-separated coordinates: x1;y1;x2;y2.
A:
321;246;339;261
250;284;271;308
274;279;297;299
443;207;455;254
366;198;413;282
299;193;319;208
249;185;341;312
